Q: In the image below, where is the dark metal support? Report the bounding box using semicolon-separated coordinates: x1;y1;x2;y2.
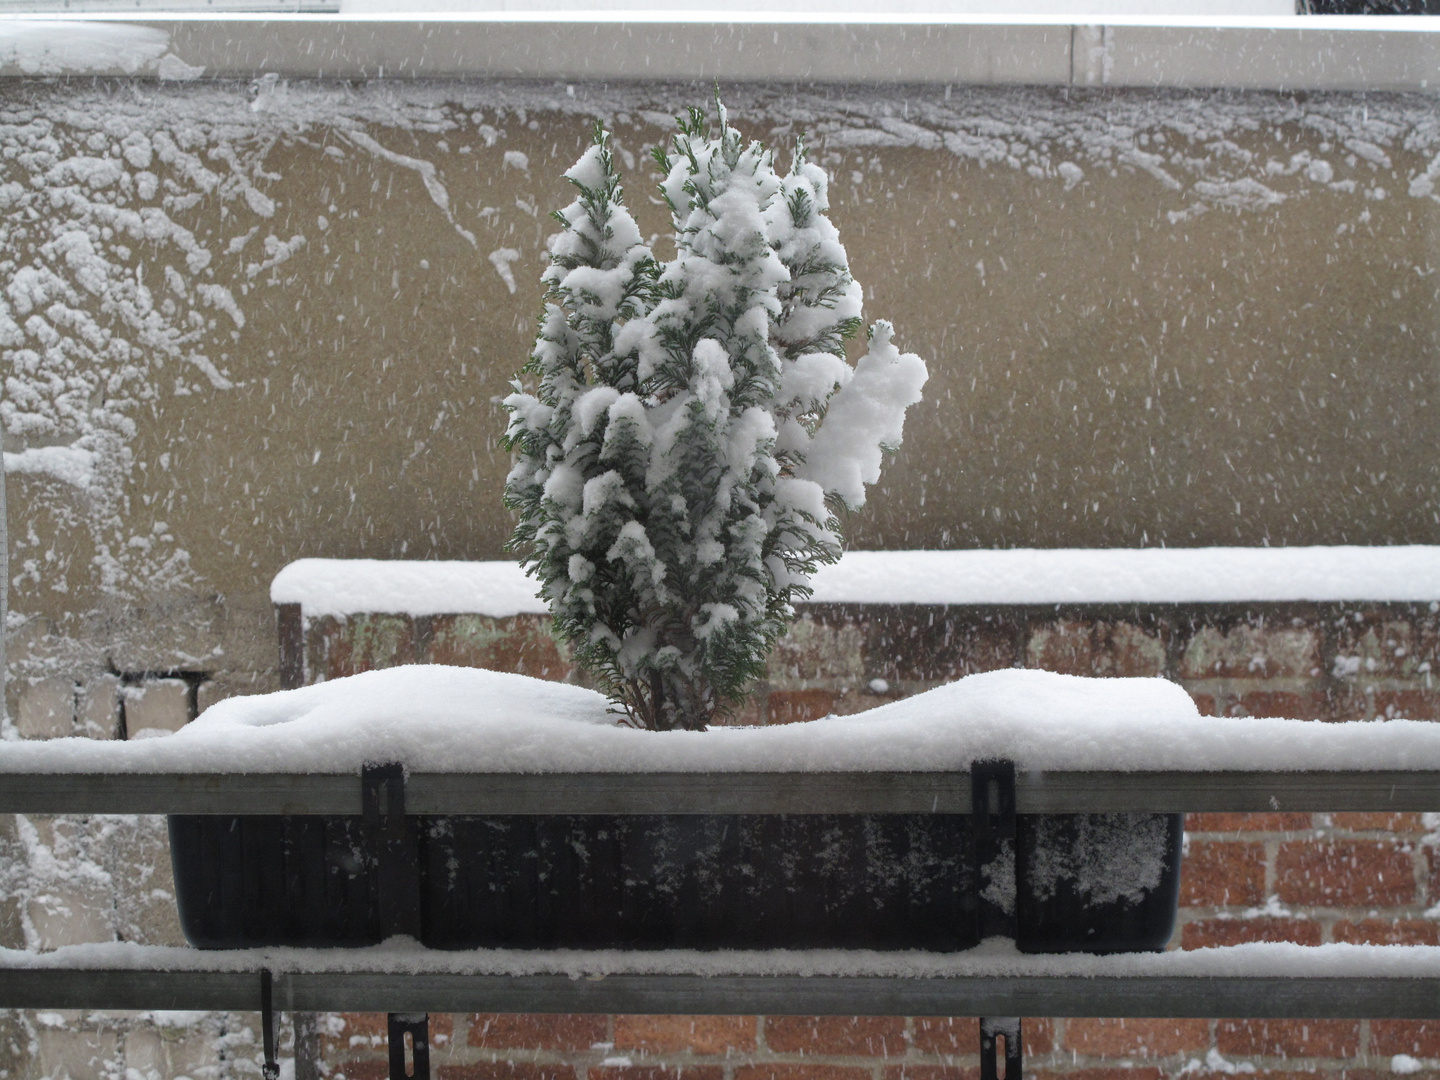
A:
980;1017;1022;1080
387;1012;430;1080
973;760;1017;940
260;969;279;1080
363;762;422;939
277;603;305;690
972;761;1017;841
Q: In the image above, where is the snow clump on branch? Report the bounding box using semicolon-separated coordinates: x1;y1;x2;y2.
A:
504;104;927;732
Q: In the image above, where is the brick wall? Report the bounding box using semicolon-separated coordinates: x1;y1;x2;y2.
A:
296;600;1440;1080
301;602;1440;723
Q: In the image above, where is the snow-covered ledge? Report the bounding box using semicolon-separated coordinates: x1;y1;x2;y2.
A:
0;16;1438;90
270;547;1440;620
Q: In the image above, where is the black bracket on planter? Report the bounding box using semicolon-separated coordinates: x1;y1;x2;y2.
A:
259;969;279;1080
972;759;1016;840
972;759;1017;941
362;762;423;940
387;1012;431;1080
979;1017;1022;1080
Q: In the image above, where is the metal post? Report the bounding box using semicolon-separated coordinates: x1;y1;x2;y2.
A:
362;762;422;939
387;1013;430;1080
260;970;279;1080
972;759;1017;940
979;1017;1021;1080
277;603;304;690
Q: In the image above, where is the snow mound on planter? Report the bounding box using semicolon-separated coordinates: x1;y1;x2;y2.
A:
3;665;1440;774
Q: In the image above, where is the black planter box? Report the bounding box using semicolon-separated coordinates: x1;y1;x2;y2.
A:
169;810;1182;953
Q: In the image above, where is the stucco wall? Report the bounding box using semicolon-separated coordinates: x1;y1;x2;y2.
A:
4;78;1440;697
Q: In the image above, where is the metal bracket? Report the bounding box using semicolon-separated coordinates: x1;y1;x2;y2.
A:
362;762;422;939
972;759;1016;840
972;759;1017;940
259;969;279;1080
387;1012;430;1080
979;1017;1022;1080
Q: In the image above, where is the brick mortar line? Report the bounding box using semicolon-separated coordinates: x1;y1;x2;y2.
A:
1185;837;1434;846
1178;905;1438;916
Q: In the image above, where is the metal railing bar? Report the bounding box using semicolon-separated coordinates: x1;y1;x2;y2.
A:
0;769;1437;815
1;969;1436;1018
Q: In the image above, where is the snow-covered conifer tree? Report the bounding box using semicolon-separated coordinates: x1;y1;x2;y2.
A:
506;103;927;732
503;122;657;710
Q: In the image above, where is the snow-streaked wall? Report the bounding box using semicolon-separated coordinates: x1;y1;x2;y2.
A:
3;79;1440;694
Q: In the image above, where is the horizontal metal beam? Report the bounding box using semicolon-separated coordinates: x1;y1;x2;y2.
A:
1;968;1437;1018
1;769;1438;815
1018;770;1440;814
0;772;360;815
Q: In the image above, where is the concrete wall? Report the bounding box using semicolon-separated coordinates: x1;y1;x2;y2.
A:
5;79;1440;707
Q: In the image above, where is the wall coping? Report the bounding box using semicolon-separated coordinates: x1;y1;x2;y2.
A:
1;16;1439;89
270;548;1440;619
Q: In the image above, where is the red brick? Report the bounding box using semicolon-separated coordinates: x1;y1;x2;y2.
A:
1216;1019;1360;1057
441;1067;576;1080
1189;692;1219;716
735;1067;872;1080
1332;919;1439;945
1186;813;1311;833
1329;812;1426;832
1366;690;1440;721
858;608;1019;682
591;1069;724;1080
468;1014;606;1052
1235;691;1329;721
910;1017;980;1054
883;1067;980;1080
770;611;866;683
429;614;571;680
1180;625;1320;680
1372;1020;1440;1057
730;696;766;725
1181;917;1321;949
337;1064;389;1080
1026;620;1166;677
1275;839;1416;906
906;1016;1055;1057
1023;1018;1055;1055
765;690;837;725
315;614;417;679
614;1016;757;1054
326;1014;454;1056
1062;1018;1210;1058
1032;1070;1162;1080
1179;841;1266;907
764;1017;905;1056
1331;617;1440;681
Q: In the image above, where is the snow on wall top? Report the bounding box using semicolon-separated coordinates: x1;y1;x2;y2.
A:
2;665;1440;774
270;547;1440;618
